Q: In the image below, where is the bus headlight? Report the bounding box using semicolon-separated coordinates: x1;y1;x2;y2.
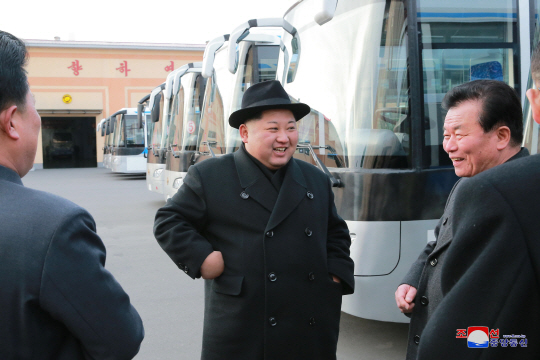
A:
153;169;163;178
173;177;183;189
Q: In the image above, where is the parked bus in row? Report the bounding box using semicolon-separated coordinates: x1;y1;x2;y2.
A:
146;82;166;192
110;108;147;174
162;63;206;200
103;116;114;169
161;25;287;200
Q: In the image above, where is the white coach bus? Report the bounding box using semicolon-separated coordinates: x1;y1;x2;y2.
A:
276;0;535;322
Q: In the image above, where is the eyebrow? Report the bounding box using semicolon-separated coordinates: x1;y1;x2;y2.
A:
443;125;461;131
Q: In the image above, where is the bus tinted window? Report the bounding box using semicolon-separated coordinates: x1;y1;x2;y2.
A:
419;0;519;167
125;115;143;147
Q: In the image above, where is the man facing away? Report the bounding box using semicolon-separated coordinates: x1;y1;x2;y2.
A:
154;80;354;360
0;31;144;359
394;80;527;359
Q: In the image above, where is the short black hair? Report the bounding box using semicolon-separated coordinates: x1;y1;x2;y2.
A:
244;110;264;125
0;31;28;112
442;80;523;146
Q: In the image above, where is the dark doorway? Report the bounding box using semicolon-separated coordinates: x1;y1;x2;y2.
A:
42;117;97;169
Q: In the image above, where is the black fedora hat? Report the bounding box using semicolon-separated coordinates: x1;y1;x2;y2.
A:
228;80;311;129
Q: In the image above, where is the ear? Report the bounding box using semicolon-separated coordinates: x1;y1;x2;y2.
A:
0;105;20;140
495;125;511;150
239;124;249;143
526;88;540;125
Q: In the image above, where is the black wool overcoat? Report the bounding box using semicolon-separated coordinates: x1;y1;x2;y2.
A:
0;165;144;360
401;148;530;359
154;147;354;360
417;152;540;359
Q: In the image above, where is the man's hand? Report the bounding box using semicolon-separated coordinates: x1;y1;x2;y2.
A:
331;275;341;283
395;284;417;313
200;251;225;279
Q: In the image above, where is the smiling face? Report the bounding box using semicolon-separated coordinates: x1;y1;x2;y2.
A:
240;109;298;170
443;100;504;177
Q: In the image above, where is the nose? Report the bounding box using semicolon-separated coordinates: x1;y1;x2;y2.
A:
276;129;289;143
443;136;457;153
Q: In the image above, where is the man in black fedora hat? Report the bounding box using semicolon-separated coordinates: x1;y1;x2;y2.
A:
154;80;354;360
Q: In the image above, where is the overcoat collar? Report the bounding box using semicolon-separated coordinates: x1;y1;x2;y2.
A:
234;146;278;213
234;147;307;231
0;165;23;186
430;146;530;256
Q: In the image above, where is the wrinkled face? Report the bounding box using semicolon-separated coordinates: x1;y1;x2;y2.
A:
443;100;501;177
18;92;41;176
240;109;298;170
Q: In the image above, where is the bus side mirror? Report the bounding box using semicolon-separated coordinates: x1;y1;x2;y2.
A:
137;103;144;129
151;93;161;123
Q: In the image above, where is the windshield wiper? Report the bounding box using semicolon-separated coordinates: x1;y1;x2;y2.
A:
296;143;342;187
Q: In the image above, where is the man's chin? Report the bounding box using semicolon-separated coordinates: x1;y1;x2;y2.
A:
269;157;292;170
453;168;471;178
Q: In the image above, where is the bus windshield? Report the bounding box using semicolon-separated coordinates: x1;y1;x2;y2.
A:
283;1;411;169
124;115;144;147
113;115;122;147
283;0;519;170
151;92;165;148
226;44;280;153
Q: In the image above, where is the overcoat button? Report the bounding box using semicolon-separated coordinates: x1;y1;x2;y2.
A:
308;272;315;281
309;317;316;326
266;231;274;238
240;191;249;199
443;217;448;225
305;228;312;237
268;272;277;281
430;258;438;267
420;296;429;306
269;317;277;326
183;266;189;274
414;335;420;344
306;191;314;199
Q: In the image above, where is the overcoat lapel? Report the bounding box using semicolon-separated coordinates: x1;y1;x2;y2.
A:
234;149;278;213
266;159;307;231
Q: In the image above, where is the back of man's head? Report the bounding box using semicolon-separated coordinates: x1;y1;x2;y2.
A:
0;31;28;113
442;80;523;147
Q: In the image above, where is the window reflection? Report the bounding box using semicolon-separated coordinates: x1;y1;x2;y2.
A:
151;93;164;148
167;86;185;150
420;0;518;167
227;44;280;153
284;0;410;169
146;113;153;149
114;115;123;147
124;115;143;147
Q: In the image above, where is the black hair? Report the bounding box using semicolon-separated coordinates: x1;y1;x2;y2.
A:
244;111;264;124
0;31;28;112
442;80;523;146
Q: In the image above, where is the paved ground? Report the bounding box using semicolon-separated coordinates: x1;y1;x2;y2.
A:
23;167;409;359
